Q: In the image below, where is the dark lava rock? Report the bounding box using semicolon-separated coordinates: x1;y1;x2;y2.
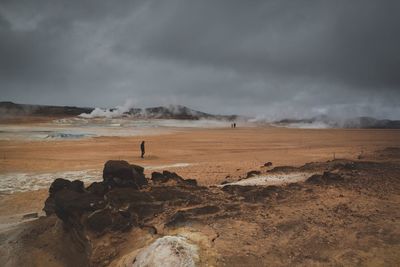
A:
53;189;105;222
184;179;198;186
166;205;220;227
149;187;201;205
86;208;137;233
69;180;85;193
105;187;153;208
246;170;261;178
86;182;107;196
44;162;208;239
150;171;198;186
49;178;85;196
129;202;164;222
306;171;344;185
151;172;169;183
86;209;113;232
263;162;273;167
286;182;303;190
165;211;187;227
43;197;57;216
103;160;147;189
149;187;191;201
343;163;356;170
222;185;283;202
44;178;89;215
49;178;72;196
268;166;299;173
221;185;257;195
131;164;144;174
111;210;136;232
186;205;220;215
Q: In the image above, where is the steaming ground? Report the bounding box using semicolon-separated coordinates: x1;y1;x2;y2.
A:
0;118;231;141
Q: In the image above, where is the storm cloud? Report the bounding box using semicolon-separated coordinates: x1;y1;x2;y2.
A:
0;0;399;119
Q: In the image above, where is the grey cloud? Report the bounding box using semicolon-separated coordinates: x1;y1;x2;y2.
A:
121;0;400;89
0;0;399;119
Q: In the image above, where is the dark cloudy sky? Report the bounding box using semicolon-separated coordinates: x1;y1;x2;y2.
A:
1;0;399;119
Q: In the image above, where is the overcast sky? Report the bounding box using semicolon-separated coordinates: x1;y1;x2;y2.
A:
0;0;399;119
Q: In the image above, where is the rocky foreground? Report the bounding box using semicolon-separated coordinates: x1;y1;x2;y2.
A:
1;148;400;266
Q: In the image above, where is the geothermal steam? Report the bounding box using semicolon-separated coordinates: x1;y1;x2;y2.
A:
79;99;136;119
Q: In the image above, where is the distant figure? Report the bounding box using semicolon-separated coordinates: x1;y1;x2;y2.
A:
233;123;236;128
140;141;145;158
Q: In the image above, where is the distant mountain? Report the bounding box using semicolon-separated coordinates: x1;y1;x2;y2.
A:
274;115;400;129
127;105;237;120
0;102;237;121
341;116;400;129
0;101;93;118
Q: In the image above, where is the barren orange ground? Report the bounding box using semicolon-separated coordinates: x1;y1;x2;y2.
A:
1;126;399;185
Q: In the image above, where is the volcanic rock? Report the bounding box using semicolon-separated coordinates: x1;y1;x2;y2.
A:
222;185;284;202
151;172;169;183
49;178;72;196
166;205;221;227
53;189;105;222
86;209;113;232
263;162;273;167
246;170;261;178
69;180;85;193
103;160;147;189
44;178;90;215
86;209;135;233
86;182;107;196
306;171;344;185
151;171;198;186
105;187;153;208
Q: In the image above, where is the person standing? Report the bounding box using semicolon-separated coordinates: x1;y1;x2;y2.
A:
140;141;145;158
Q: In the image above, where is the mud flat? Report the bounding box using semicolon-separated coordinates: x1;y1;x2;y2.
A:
0;147;399;266
1;125;400;183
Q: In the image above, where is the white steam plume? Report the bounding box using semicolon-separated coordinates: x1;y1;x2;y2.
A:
79;99;136;118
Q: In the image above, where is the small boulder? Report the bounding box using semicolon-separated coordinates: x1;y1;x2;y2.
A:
263;162;273;167
246;170;261;178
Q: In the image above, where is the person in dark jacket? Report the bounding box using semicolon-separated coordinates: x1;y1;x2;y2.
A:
140;141;145;158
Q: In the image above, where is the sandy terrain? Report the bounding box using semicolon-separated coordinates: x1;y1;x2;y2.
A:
0;121;399;266
1;126;399;185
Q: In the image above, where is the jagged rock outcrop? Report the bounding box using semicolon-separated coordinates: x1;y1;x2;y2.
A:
103;160;147;189
43;160;204;236
151;171;197;186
